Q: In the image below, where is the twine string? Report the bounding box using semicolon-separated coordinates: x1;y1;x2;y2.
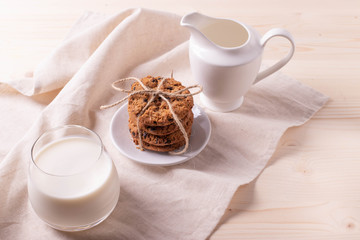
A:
100;77;202;155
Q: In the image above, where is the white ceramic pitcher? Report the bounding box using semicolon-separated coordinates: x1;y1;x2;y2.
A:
181;12;295;112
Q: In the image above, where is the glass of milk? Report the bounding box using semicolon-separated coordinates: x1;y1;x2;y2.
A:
28;125;120;231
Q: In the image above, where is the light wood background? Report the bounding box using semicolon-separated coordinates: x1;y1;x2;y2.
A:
1;0;359;239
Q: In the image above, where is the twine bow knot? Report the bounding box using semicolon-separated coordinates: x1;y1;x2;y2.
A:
101;76;202;155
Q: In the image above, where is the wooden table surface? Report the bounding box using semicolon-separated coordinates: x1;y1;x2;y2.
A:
1;0;359;239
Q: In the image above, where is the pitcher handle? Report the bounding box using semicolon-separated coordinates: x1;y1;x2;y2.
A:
255;28;295;83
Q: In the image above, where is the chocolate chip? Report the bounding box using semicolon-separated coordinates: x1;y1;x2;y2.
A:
150;127;157;131
143;98;148;102
153;121;157;124
133;86;136;90
132;132;135;136
167;87;173;90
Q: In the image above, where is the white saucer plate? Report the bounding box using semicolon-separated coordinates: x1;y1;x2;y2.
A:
110;104;211;166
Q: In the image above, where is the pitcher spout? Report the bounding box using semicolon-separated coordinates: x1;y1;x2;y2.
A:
180;12;213;29
180;12;219;49
181;12;253;51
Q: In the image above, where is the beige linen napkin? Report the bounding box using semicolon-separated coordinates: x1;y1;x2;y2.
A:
0;8;328;240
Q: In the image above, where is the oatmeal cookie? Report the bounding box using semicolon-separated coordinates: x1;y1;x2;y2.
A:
129;120;192;146
140;140;187;152
129;110;194;136
127;76;194;126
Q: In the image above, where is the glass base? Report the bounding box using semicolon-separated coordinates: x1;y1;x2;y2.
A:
200;93;244;112
43;203;117;232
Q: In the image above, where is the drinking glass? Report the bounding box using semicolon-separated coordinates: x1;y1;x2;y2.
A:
28;125;120;231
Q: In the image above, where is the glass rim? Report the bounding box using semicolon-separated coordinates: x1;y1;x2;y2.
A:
30;125;104;177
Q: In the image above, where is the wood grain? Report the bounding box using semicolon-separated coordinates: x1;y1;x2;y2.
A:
1;0;359;239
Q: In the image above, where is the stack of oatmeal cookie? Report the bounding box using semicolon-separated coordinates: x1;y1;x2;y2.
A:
128;76;194;152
